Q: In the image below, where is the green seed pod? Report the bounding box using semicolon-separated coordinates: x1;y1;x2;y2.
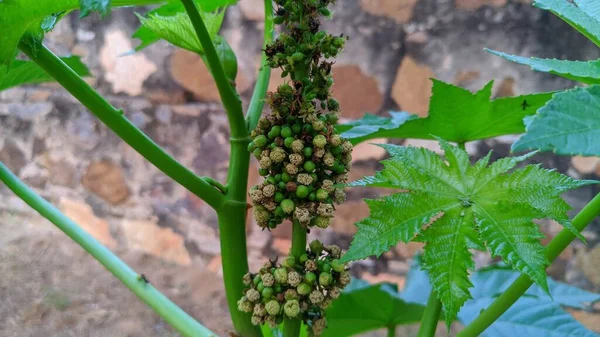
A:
282;255;296;269
313;134;327;148
262;287;274;299
282;172;292;183
281;199;295;214
247;142;256;152
299;254;309;263
297;283;312;295
214;37;238;83
254;135;268;147
251;314;264;326
265;300;281;315
258;168;269;176
278;181;286;190
247;288;261;302
291;52;305;62
275;206;285;217
283;299;300;318
253;274;262;285
238;298;254;313
316;189;329;201
253;148;263;159
288;271;302;287
315;31;327;40
243;273;253;286
274;268;288;284
253;205;271;227
304;272;317;285
331;145;343;157
308;192;316;201
273;15;285;24
296;185;309;198
313;216;331;229
303;160;316;172
309;289;324;304
319;272;333;286
292;123;303;134
312;119;325;131
284;136;295;148
253;303;266;316
309;240;324;255
284;289;298;301
268;126;281;139
331;259;345;273
281;126;293;138
327;112;340;124
257;281;265;292
303;146;313;158
274;192;284;203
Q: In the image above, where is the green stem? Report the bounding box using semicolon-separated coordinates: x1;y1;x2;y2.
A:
180;0;246;138
457;191;600;337
418;290;442;337
283;221;307;337
457;142;466;151
387;326;396;337
0;162;215;337
18;41;225;210
246;0;274;133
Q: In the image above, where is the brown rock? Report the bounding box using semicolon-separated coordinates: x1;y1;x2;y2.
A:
170;49;250;102
121;219;192;266
332;65;383;119
494;77;515;98
273;238;292;255
39;154;79;188
81;160;130;205
392;57;434;117
59;198;117;248
573;156;599;174
577;243;600;286
0;140;27;174
331;201;371;235
360;0;419;24
239;0;265;21
455;0;507;10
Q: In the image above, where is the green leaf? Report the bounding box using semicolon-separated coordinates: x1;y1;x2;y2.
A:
513;85;600;156
136;10;225;55
486;49;600;84
337;80;553;145
132;3;186;51
343;139;596;323
575;0;600;20
79;0;111;18
534;0;600;48
0;58;91;92
321;279;425;337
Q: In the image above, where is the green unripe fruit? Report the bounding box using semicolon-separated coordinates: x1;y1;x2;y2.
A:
319;272;333;286
275;206;285;217
309;240;324;255
327;113;340;124
331;145;343;156
282;172;292;183
313;216;331;229
284;289;298;301
299;254;309;263
274;284;282;293
316;188;328;201
303;147;313;158
281;126;293;138
257;281;265;292
333;162;346;174
331;259;345;273
315;31;326;40
328;98;340;111
297;283;312;295
253;148;263;158
267;177;277;185
310;173;318;181
262;287;274;299
284;300;300;318
247;142;256;152
268;126;281;139
291;52;305;62
313;134;327;148
308;192;316;201
259;168;269;176
274;174;282;182
322;264;332;273
281;199;295;214
303;124;314;134
265;300;281;315
274;192;284;203
303;161;316;172
304;272;317;284
333;36;345;48
292;123;302;134
254;135;268;148
278;181;286;190
296;185;309;198
274;268;288;284
312;120;325;131
284;137;295;148
282;256;295;269
253;274;262;286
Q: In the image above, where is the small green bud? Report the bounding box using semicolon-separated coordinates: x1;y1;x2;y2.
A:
319;7;331;17
268;125;281;139
316;189;329;201
274;192;284;203
309;289;325;304
297;283;312;295
315;31;326;40
281;199;295;214
257;281;265;292
284;299;300;318
299;254;309;263
265;300;281;315
313;134;327;148
254;135;268;147
309;192;316;201
284;289;298;301
247;142;256;152
309;240;324;255
253;274;262;285
274;268;288;284
253;148;263;158
262;287;274;299
303;160;316;172
304;272;317;284
278;181;286;190
303;146;313;158
296;185;309;198
243;273;253;286
292;123;303;134
331;259;345;273
313;216;331;229
284;136;295;148
282;172;292;183
275;206;285;217
282;255;296;269
319;272;333;286
247;288;261;302
291;52;305;62
258;168;269;176
281;126;293;138
238;298;254;313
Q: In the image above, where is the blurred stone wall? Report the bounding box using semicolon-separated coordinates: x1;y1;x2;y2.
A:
2;0;600;291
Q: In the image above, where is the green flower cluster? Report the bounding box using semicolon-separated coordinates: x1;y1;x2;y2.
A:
237;240;350;336
248;0;352;230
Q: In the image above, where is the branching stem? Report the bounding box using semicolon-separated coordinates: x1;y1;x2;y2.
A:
418;290;442;337
283;221;308;337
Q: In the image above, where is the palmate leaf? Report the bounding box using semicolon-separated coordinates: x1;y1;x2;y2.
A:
512;85;600;156
342;139;596;325
336;80;553;145
0;58;90;92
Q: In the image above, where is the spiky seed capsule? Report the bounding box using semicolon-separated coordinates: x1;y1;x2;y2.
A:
262;184;276;197
282;255;296;269
253;205;271;227
330;134;342;147
313;216;331;229
339;271;351;286
334;173;349;184
297;283;312;295
266;315;278;328
270;147;287;163
291;139;304;153
319;272;333;286
316;189;329;201
274;268;288;284
329;287;341;299
341;140;353;153
284;299;300;318
288;271;302;287
238;298;254;312
243;273;253;286
319;298;332;310
251;314;264;326
314;147;325;158
312;120;325;131
317;203;335;217
326;245;342;258
309;290;324;304
309;240;324;255
313;134;327;148
289;153;304;166
259;156;272;169
323;152;335;167
331;259;345;273
247;288;261;302
265;300;281;315
249;189;264;203
261;273;275;287
294;207;311;225
312;318;327;336
297;173;313;185
334;188;346;204
305;260;318;272
253;303;267;316
286;163;299;175
321;179;334;193
285;289;298;301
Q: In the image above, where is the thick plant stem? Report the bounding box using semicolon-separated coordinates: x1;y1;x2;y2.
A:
0;163;215;337
387;326;396;337
246;0;274;132
18;41;225;210
418;290;442;337
283;221;308;337
457;191;600;337
180;0;246;138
